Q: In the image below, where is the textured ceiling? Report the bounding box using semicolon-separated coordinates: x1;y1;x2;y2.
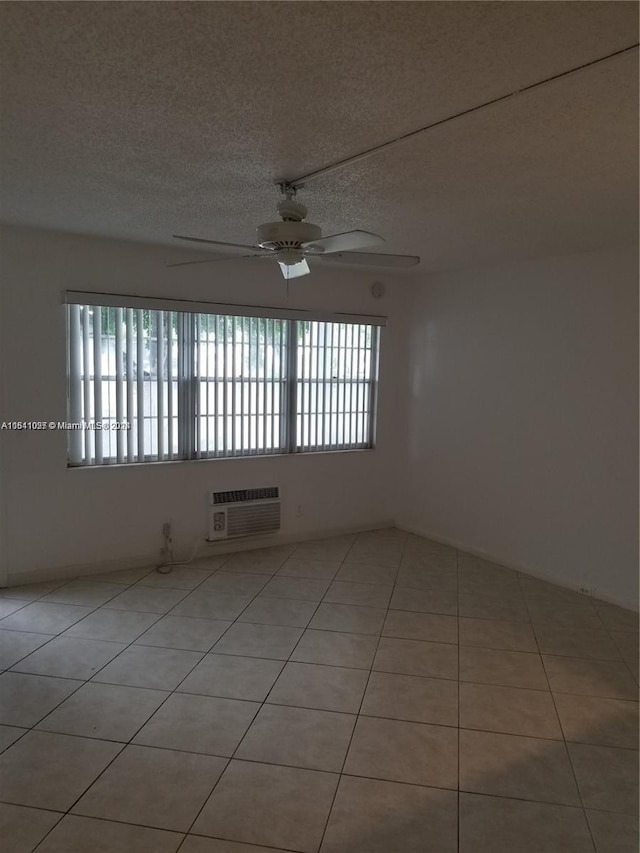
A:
0;1;637;274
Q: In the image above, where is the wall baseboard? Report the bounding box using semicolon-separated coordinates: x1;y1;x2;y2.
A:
4;519;396;588
395;520;639;613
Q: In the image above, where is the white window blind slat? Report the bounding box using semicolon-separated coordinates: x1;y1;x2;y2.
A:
125;309;135;463
136;309;145;462
92;307;103;465
68;304;83;466
115;307;125;464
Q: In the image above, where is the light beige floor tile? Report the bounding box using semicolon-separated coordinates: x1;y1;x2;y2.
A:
568;742;638;815
11;636;126;680
222;547;294;574
527;602;602;630
0;725;27;752
309;602;386;635
400;548;457;571
543;655;639;699
459;682;562;739
389;586;458;615
459;793;593;853
458;593;530;622
459;729;581;805
63;608;160;643
0;730;122;810
192;760;338;852
374;637;458;680
0;803;62;853
180;837;290;853
0;629;55;669
0;600;31;619
188;555;229;572
267;661;368;713
73;744;225;831
347;551;403;569
290;629;378;669
259;576;330;601
236;703;355;772
457;560;521;598
361;671;458;726
335;562;398;585
610;631;639;679
92;645;203;690
554;692;639;748
320;775;457;853
134;615;232;651
199;572;269;596
34;814;183;853
0;602;93;634
238;596;317;628
404;534;453;556
587;810;639;853
134;693;258;756
178;653;284;701
323;581;392;609
459;646;548;689
396;565;458;591
103;586;188;614
344;715;457;788
534;625;621;661
458;617;537;652
0;580;70;601
595;604;639;633
40;581;124;607
135;566;214;590
519;577;593;607
81;566;154;584
37;682;168;741
169;591;252;621
212;623;303;660
382;609;458;644
291;536;355;562
276;559;341;580
458;553;513;579
0;672;80;726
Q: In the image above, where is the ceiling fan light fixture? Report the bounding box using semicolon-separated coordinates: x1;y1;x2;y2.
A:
278;255;310;279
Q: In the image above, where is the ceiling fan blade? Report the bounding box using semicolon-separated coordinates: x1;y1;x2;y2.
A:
301;230;384;254
167;254;267;268
314;251;420;268
173;234;263;253
278;258;310;280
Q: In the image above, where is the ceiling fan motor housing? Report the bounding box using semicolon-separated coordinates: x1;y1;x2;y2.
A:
256;221;322;253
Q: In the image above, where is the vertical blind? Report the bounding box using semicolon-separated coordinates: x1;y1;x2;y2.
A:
66;298;382;466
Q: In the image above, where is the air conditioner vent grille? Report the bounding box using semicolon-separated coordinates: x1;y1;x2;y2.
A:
211;487;279;505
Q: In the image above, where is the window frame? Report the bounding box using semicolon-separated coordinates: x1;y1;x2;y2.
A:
64;291;386;467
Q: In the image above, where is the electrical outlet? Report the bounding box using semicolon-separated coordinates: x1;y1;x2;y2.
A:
296;504;304;517
162;522;171;539
579;586;594;597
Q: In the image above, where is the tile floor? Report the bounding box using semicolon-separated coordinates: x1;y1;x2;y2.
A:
0;529;638;853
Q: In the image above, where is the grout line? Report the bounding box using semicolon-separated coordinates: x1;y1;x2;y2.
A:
173;538;336;844
517;569;599;853
315;529;408;851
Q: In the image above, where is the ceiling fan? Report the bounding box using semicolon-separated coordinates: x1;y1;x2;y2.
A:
169;184;420;280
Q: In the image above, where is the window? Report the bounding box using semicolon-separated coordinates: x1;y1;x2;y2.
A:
66;294;383;466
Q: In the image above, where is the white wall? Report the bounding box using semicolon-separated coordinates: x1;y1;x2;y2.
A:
400;245;639;609
0;225;410;583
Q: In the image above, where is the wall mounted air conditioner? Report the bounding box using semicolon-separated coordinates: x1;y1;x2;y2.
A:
208;487;281;541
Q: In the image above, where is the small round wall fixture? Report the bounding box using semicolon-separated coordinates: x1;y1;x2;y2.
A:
371;281;385;298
